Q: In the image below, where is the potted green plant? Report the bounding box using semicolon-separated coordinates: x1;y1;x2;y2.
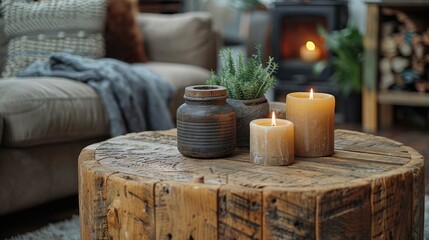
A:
314;21;363;123
208;45;278;146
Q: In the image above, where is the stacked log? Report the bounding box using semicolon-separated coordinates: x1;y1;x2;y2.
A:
379;8;429;92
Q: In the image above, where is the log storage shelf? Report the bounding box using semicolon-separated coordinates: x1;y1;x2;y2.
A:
363;1;429;133
78;129;424;240
378;91;429;106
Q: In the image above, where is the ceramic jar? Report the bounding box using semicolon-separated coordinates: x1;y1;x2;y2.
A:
227;96;270;147
177;85;236;158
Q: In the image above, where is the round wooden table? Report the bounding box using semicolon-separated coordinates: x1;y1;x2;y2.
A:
78;129;424;240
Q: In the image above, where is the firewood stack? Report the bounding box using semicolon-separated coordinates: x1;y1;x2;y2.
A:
379;8;429;93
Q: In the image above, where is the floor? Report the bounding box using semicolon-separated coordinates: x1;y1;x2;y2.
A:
0;123;428;239
0;195;79;239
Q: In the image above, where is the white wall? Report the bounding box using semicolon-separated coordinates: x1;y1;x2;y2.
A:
348;0;367;33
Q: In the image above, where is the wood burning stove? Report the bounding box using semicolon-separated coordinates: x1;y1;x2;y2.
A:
271;0;348;101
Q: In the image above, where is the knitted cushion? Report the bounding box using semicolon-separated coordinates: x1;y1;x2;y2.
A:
0;0;107;78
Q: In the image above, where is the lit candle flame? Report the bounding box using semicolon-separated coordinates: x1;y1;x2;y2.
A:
309;88;314;100
271;111;276;126
306;41;316;51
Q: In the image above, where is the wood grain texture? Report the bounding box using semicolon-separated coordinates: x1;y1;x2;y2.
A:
363;3;380;133
371;172;413;239
218;185;262;240
405;145;425;240
317;183;371;240
155;181;219;240
106;173;158;240
263;188;316;240
78;143;117;240
78;129;424;240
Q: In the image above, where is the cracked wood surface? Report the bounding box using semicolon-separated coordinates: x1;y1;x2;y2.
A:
78;129;424;240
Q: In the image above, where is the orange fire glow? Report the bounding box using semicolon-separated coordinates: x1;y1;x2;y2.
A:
306;41;316;51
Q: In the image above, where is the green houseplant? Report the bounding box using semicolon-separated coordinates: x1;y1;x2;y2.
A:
314;22;363;122
208;45;278;146
315;22;363;96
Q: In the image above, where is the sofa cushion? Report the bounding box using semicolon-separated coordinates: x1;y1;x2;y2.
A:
143;62;211;119
0;78;109;147
137;12;218;71
0;0;106;77
105;0;147;63
0;138;103;215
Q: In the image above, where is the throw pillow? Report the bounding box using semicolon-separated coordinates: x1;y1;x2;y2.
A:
0;0;107;78
104;0;147;63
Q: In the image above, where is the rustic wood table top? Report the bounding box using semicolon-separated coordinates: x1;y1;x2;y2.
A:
79;129;424;240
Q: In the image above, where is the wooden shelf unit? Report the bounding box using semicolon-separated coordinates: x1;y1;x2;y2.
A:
378;91;429;106
363;1;429;133
138;0;183;14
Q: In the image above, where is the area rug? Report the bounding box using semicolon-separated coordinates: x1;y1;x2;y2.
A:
8;215;80;240
8;196;429;239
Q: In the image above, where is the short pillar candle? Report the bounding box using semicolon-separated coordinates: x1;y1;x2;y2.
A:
286;90;335;157
249;113;294;166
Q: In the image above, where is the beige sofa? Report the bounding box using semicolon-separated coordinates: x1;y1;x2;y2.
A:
0;12;218;215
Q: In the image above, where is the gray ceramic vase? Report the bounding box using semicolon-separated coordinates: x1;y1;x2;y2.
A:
177;85;236;158
227;96;270;147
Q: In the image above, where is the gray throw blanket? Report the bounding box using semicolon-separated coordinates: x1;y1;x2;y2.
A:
18;52;174;136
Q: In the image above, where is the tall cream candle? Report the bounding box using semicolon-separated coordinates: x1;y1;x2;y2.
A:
286;89;335;157
250;112;294;166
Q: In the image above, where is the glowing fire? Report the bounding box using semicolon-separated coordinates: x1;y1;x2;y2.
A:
271;111;276;126
309;88;314;100
306;41;316;51
300;41;321;62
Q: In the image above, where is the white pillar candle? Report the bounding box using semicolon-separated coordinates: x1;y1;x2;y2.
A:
250;112;294;166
